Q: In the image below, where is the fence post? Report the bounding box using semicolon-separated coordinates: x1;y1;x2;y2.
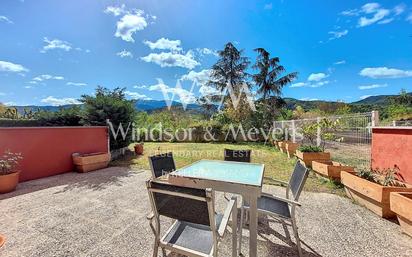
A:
371;111;379;127
316;117;321;147
291;120;296;143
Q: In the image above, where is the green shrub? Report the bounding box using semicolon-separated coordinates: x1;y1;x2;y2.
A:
298;145;323;152
0;119;41;127
80;87;136;150
35;106;82;126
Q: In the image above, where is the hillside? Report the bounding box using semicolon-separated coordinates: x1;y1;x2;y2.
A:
10;93;407;114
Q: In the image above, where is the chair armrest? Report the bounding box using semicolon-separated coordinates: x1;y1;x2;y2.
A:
261;193;301;207
264;177;289;187
218;196;237;237
146;212;154;220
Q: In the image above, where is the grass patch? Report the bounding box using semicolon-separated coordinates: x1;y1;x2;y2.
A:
112;142;344;194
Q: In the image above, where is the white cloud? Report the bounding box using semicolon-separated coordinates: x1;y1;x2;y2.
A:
360;67;412;79
311;80;330;87
180;69;211;85
334;60;346;65
358;83;388;90
290;82;307;88
104;4;127;16
0;60;29;73
308;73;328;82
394;4;406;16
0;15;13;24
133;85;147;89
41;38;72;53
67;82;87;86
360;95;374;100
143;38;182;52
328;30;348;40
148;80;196;104
115;12;147;42
300;98;319;101
407;13;412;23
340;9;360;16
141;51;199;69
104;5;153;43
196;48;219;57
125;91;151;100
116;50;133;58
32;74;64;82
264;3;273;10
358;3;391;27
41;96;80;106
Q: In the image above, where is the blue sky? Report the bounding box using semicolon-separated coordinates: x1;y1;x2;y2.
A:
0;0;411;106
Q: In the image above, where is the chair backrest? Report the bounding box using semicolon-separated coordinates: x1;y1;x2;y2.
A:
146;180;212;226
287;161;309;201
148;152;176;178
224;149;251;163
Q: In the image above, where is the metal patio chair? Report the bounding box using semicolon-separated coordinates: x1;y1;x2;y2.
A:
148;152;176;178
146;179;238;257
239;161;309;257
223;149;252;201
224;149;251;163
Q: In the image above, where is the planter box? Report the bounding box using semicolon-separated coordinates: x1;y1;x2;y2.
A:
312;161;355;182
295;150;331;168
390;192;412;237
72;152;110;173
341;171;412;218
285;142;300;158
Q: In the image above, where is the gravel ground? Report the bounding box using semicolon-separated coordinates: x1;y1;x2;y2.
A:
0;167;411;257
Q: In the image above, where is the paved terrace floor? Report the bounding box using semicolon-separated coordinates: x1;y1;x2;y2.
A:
1;167;412;257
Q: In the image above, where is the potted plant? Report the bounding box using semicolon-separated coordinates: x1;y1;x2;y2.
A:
295;145;331;168
341;167;412;218
285;142;300;158
390;192;412;237
312;160;355;182
0;150;22;194
0;234;5;248
134;141;144;155
72;152;111;173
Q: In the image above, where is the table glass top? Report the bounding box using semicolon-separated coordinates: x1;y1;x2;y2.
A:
171;160;264;187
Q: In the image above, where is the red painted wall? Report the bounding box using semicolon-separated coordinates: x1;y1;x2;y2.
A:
371;127;412;184
0;127;109;182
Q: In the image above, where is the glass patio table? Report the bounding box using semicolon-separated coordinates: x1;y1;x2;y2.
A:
168;159;265;257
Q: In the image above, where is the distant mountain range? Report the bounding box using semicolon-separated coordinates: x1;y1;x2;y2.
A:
10;93;407;114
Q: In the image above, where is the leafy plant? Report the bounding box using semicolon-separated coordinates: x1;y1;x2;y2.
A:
357;166;405;187
298;145;323;152
0;150;22;175
81;86;136;150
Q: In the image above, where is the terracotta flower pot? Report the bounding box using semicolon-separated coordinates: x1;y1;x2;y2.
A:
285;142;300;159
72;152;111;173
295;150;331;168
390;192;412;237
341;171;412;218
312;161;355;182
0;171;20;194
134;143;144;155
0;234;5;249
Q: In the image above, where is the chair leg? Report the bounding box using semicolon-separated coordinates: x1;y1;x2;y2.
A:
161;247;167;257
153;241;159;257
231;200;238;257
291;218;303;257
238;206;244;255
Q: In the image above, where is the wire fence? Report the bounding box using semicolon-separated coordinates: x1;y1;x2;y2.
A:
273;111;380;170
